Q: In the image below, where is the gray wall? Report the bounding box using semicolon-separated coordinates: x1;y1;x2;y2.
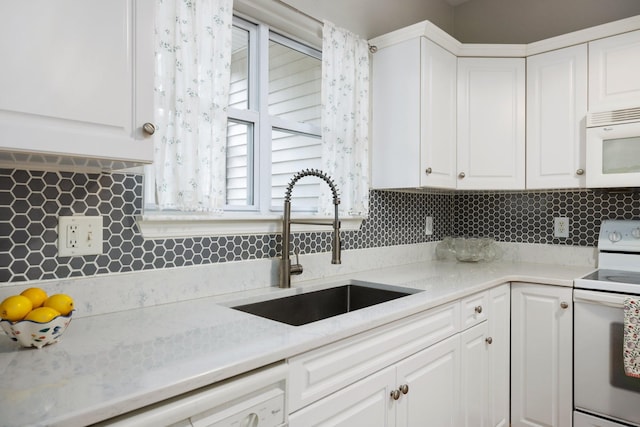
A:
283;0;455;39
453;0;640;43
284;0;640;43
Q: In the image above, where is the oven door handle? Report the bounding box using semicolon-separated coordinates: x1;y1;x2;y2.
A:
574;289;627;308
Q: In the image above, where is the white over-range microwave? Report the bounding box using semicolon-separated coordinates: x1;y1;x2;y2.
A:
586;107;640;188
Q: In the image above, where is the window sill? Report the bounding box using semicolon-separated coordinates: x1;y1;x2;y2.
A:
136;213;364;239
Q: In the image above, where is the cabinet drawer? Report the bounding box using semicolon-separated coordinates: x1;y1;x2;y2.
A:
460;291;489;329
288;301;460;412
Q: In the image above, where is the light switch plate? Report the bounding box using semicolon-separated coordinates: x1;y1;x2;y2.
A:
425;216;434;235
58;215;104;257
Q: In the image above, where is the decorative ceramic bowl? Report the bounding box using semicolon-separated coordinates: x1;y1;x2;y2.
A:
0;312;73;349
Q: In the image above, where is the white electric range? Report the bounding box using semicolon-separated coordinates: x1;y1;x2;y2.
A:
574;220;640;427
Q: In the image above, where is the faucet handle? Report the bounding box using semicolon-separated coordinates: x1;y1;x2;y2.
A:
291;248;303;275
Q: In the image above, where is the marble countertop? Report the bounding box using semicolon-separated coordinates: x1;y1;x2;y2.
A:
0;259;593;427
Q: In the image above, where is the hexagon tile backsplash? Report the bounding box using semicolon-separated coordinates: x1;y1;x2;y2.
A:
0;167;639;283
0;168;450;283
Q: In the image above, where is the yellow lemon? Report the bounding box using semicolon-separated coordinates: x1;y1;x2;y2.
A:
44;294;74;316
24;307;61;323
20;287;48;308
0;295;33;322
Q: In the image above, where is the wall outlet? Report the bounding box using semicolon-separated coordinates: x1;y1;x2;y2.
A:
554;217;570;238
425;216;434;236
58;215;104;257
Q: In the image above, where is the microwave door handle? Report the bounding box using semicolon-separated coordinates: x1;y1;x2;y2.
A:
574;289;626;308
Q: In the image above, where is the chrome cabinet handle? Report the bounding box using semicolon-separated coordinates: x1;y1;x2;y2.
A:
143;122;156;135
560;301;569;309
486;336;493;344
425;167;433;175
475;305;483;314
576;168;585;176
399;384;409;395
458;172;466;179
390;389;401;400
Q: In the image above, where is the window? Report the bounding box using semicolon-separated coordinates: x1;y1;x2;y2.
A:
226;17;323;214
140;11;366;238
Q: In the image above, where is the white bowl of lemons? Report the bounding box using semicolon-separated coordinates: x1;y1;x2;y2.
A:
0;288;74;349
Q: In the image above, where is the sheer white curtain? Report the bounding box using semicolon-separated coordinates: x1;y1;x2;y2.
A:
151;0;233;212
320;21;370;218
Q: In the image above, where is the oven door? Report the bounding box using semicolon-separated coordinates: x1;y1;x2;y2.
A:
574;289;640;426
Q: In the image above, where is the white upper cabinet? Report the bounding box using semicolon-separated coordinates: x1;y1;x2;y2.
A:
420;39;458;188
589;29;640;112
457;58;526;190
372;37;457;189
526;44;588;189
0;0;155;171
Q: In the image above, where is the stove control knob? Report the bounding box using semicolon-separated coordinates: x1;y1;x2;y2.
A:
632;228;640;239
608;231;622;242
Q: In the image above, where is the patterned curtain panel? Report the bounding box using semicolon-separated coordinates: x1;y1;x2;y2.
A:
320;21;371;218
152;0;233;212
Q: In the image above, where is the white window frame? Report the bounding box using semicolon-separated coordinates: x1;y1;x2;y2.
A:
138;12;364;238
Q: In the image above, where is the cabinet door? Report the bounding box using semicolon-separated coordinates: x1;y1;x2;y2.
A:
488;284;510;427
460;322;489;427
372;37;422;189
289;366;396;427
527;44;588;189
420;38;457;188
457;58;525;190
589;29;640;112
396;334;461;427
0;0;154;170
511;283;573;427
372;37;456;190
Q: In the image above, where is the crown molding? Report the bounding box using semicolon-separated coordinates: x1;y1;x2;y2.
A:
369;14;640;58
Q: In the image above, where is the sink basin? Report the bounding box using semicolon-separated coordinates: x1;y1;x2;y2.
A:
232;282;420;326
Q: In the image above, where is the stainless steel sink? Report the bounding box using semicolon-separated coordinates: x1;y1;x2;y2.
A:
232;282;420;326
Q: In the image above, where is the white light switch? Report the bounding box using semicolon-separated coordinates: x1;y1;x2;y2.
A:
58;215;104;257
425;216;434;235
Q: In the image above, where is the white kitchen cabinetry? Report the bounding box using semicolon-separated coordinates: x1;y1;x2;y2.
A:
457;58;526;190
288;366;396;427
396;334;461;426
460;283;510;427
289;335;461;427
488;284;510;427
511;283;573;427
526;44;588;189
0;0;155;172
372;37;457;189
588;29;640;112
289;285;510;427
460;321;489;426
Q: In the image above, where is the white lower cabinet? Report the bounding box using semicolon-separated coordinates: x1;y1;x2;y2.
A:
289;334;461;427
460;321;490;426
488;284;511;427
511;282;573;427
289;284;511;427
288;366;396;427
396;334;461;426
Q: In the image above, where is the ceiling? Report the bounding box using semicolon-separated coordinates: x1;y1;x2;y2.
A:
445;0;471;5
282;0;640;43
